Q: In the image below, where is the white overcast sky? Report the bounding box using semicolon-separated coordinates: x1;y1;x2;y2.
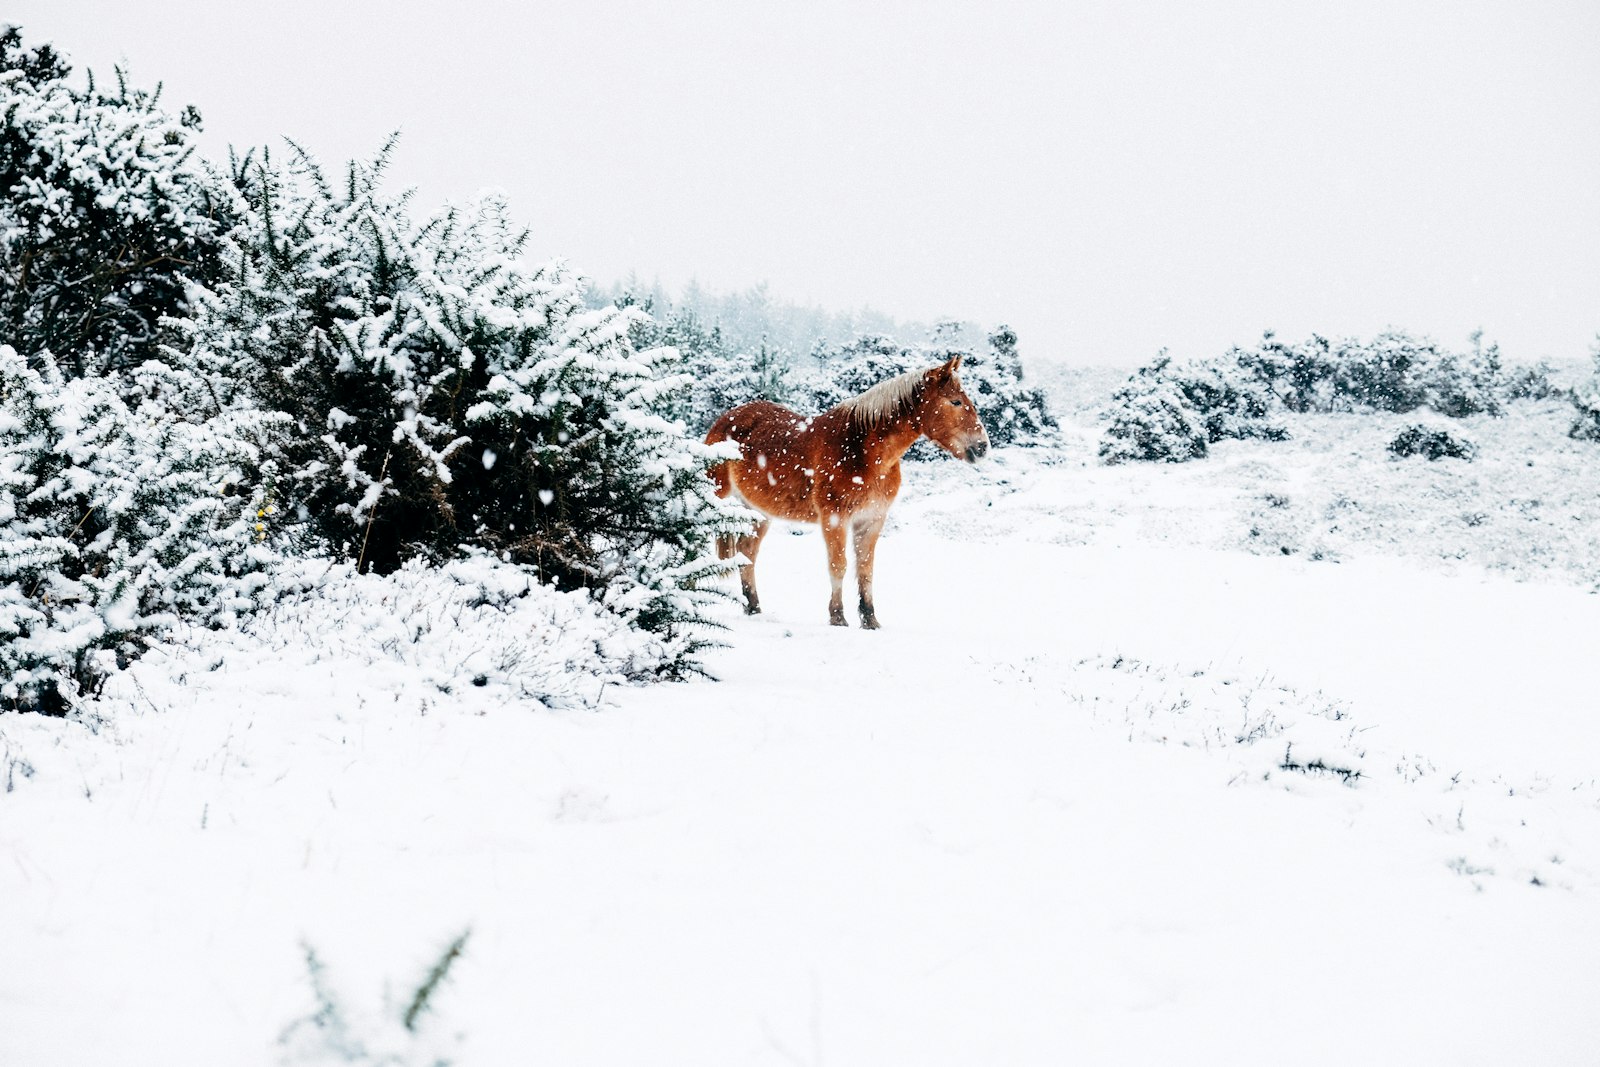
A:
11;0;1599;365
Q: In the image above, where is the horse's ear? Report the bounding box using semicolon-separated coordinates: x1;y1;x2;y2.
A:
934;355;961;381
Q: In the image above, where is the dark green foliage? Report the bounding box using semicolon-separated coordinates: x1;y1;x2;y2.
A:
1388;424;1476;461
1099;355;1212;464
1569;337;1600;442
185;144;741;657
1103;330;1513;464
0;30;221;375
1503;360;1560;402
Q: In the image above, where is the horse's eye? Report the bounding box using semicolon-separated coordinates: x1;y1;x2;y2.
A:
950;399;963;407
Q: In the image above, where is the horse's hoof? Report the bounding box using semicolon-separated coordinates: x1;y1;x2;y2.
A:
744;603;762;616
829;615;848;627
860;617;880;631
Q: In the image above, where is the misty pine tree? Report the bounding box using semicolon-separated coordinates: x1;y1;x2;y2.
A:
0;29;219;375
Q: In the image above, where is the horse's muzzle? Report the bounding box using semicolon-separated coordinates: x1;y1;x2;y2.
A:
964;440;989;463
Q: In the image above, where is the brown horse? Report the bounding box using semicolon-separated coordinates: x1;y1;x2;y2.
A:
705;356;989;628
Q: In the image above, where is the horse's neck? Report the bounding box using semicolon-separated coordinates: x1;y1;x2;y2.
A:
868;413;924;468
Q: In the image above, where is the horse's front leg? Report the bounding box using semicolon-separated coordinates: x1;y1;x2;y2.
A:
821;512;849;626
851;512;886;629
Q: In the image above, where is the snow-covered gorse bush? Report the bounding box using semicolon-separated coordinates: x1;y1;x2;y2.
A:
1388;423;1476;461
184;140;744;652
1099;349;1287;464
1101;329;1518;464
1569;336;1600;443
0;33;279;713
0;27;745;712
0;29;220;376
0;348;277;713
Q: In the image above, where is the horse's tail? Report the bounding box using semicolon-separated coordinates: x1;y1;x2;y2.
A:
705;412;740;561
704;415;737;499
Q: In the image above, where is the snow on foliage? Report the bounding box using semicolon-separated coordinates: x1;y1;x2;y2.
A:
1388;423;1476;461
1101;330;1524;464
180;140;745;660
215;554;690;708
1099;349;1284;464
0;346;277;713
0;29;219;375
0;24;751;706
621;296;790;436
1569;336;1600;442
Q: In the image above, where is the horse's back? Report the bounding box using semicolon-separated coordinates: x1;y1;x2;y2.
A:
704;401;829;521
705;400;801;446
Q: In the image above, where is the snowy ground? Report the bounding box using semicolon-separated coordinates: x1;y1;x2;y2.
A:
4;388;1599;1065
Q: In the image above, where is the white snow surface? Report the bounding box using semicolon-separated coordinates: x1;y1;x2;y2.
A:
4;398;1600;1065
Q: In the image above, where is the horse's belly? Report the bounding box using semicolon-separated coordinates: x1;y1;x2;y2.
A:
729;461;817;523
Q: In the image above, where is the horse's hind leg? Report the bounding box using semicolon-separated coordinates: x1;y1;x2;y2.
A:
822;513;849;626
852;512;886;630
735;519;770;615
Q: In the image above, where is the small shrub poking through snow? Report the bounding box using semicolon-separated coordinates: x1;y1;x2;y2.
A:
1389;424;1476;461
279;931;470;1066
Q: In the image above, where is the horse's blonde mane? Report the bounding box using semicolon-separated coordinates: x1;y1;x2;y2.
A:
838;368;926;428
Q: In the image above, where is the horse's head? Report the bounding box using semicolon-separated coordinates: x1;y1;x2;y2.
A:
918;356;990;463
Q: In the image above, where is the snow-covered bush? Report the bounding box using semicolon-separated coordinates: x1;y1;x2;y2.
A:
242;554;694;703
1416;331;1505;418
1102;330;1509;464
1098;351;1284;464
1388;424;1476;461
0;29;220;375
0;347;277;713
1098;357;1212;464
1328;331;1433;411
1569;337;1600;443
1503;360;1561;403
184;143;743;653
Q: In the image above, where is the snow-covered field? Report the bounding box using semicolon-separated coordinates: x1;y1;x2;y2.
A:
4;387;1599;1065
